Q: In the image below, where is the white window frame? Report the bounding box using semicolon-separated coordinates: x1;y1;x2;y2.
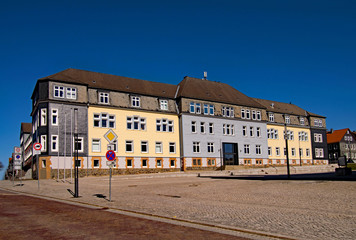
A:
66;87;77;99
203;104;209;115
291;148;296;156
285;115;290;124
169;142;176;154
160;99;168;110
306;148;310;157
41;135;47;152
131;96;141;108
51;135;58;152
300;117;305;125
268;147;272;156
155;142;163;153
54;86;64;98
276;147;280;156
200;122;205;134
244;144;250;155
256;127;261;137
256;145;262;155
241;109;245;119
193;141;200;153
191;121;197;133
73;137;84;153
209;104;214;115
99;92;109;104
242;126;247;137
125;140;134;153
252;110;256;120
207;142;214;153
92;139;101;153
51;109;58;126
250;126;254;137
269;113;274;122
209;123;214;134
256;111;261;121
41;108;47;126
246;109;250;119
141;141;148;153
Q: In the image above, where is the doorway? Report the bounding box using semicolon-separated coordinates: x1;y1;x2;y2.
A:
222;143;239;165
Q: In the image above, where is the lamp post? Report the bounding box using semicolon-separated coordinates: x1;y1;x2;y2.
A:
283;115;291;179
74;108;79;198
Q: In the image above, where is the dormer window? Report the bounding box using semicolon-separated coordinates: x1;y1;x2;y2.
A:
99;92;109;104
54;85;77;100
66;87;76;99
285;115;290;124
222;106;234;118
160;100;168;110
54;86;65;98
300;117;305;125
189;102;201;114
269;113;274;122
131;96;140;107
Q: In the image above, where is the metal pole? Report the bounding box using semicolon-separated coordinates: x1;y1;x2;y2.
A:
74;108;79;198
12;159;14;186
57;115;60;182
109;167;112;202
284;122;291;179
70;108;73;183
64;112;66;182
37;155;40;190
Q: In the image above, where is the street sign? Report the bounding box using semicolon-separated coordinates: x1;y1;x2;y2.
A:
106;161;115;167
33;142;42;155
104;129;118;144
106;150;116;161
14;147;21;154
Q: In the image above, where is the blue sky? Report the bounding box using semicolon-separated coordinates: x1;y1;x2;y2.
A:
0;0;355;177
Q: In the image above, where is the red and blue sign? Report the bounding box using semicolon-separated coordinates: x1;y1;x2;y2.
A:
106;150;116;161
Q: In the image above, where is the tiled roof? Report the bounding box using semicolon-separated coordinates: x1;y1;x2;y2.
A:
327;128;349;144
252;98;308;116
39;68;177;98
21;123;32;133
176;77;265;108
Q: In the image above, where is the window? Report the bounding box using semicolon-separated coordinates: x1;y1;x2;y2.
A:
209;123;214;134
299;148;303;157
155;142;163;153
268;147;271;156
54;86;64;98
126;158;133;168
192;158;201;167
156;119;173;132
306;148;310;157
203;104;214;115
242;126;247;136
244;144;250;154
66;88;76;99
207;142;214;153
190;102;202;114
291;148;296;156
284;148;287;156
112;140;118;152
284;130;294;140
269;113;274;122
142;158;148;168
200;122;205;133
314;133;323;143
126;140;133;152
196;103;201;114
169;142;176;154
250;126;254;137
256;127;261;137
203;104;209;115
127;116;146;130
51;135;58;152
285;115;290;124
241;109;245;119
52;109;58;126
41;135;47;152
276;147;280;156
190;102;195;113
170;158;176;167
300;117;305;125
156;158;162;167
223;124;234;136
141;141;148;153
299;131;308;141
92;139;101;152
99;92;109;104
207;158;216;166
246;110;250;119
193;142;200;153
256;145;262;155
41;109;47;126
315;148;324;158
93;159;100;168
73;137;84;153
94;113;116;128
252;110;256;120
209;104;214;115
191;121;197;133
222;106;234;118
160;100;168;110
131;96;140;107
256;111;261;121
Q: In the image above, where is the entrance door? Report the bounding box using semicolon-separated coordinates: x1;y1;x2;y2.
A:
223;143;239;165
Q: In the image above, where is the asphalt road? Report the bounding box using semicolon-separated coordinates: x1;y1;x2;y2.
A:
0;189;250;240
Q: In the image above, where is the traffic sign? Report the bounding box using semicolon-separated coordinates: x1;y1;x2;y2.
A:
14;147;21;154
106;150;116;161
33;143;42;151
104;129;118;144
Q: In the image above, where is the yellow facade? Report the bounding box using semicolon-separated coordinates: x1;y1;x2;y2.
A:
267;125;313;165
88;107;180;159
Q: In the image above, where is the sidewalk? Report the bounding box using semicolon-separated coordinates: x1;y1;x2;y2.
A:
1;165;355;240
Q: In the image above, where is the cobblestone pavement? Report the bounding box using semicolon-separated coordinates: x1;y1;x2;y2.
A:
1;171;355;240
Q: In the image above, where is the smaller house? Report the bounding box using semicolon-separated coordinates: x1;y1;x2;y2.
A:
327;128;356;163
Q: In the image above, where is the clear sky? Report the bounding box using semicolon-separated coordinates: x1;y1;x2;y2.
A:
0;0;355;177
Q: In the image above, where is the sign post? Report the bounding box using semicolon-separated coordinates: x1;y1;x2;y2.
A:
33;143;42;190
106;150;116;202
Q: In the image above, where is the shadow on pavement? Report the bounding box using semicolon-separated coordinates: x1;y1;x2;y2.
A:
199;171;356;181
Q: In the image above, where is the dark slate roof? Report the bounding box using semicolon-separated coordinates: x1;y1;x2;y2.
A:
176;77;265;109
21;123;32;133
252;98;309;116
38;68;177;98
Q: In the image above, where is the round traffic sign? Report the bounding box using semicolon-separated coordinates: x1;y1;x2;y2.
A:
106;150;116;161
33;143;42;151
15;154;21;159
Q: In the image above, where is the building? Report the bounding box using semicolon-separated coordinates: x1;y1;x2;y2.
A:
253;98;315;165
31;68;180;179
20;123;33;178
327;128;356;163
176;77;268;169
307;112;328;164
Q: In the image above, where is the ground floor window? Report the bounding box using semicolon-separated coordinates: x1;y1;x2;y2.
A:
156;158;163;168
170;158;176;167
141;158;148;168
126;158;133;168
192;158;202;167
207;158;216;167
